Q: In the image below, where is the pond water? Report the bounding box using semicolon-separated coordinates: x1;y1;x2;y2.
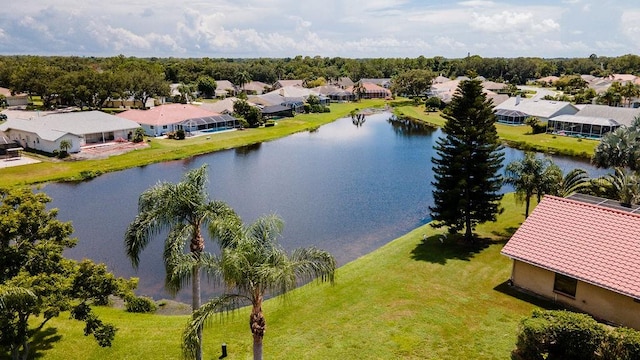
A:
42;112;608;300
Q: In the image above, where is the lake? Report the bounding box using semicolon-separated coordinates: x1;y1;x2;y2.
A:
43;112;607;300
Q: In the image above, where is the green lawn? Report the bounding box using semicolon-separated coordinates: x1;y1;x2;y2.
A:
395;105;598;158
35;194;549;359
0;100;386;188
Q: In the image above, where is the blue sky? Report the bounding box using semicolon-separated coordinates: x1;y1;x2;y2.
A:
0;0;637;58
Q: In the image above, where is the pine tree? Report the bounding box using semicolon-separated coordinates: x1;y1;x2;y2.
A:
430;79;504;241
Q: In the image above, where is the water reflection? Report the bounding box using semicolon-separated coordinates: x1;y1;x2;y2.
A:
387;115;437;137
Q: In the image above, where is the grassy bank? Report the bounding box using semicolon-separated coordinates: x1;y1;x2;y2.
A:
35;194;550;359
0;100;385;188
394;105;598;159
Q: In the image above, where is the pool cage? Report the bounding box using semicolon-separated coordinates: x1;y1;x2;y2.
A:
178;114;242;135
495;108;529;124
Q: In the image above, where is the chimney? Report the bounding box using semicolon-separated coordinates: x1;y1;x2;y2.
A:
515;95;521;105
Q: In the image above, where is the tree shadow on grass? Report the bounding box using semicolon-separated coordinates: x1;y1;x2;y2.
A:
493;281;564;311
29;327;63;359
491;226;519;241
411;233;494;265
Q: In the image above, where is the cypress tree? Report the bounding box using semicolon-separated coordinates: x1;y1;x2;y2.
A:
430;79;504;241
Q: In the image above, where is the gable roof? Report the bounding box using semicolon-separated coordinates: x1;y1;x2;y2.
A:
575;104;640;127
501;195;640;300
215;80;236;91
274;80;303;88
241;81;269;92
117;104;219;126
495;97;578;118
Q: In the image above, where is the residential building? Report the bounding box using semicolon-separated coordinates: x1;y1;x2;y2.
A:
502;194;640;329
0;111;140;154
494;97;578;124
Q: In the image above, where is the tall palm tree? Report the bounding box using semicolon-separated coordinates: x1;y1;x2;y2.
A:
124;165;239;360
592;117;640;170
504;152;562;218
182;214;336;360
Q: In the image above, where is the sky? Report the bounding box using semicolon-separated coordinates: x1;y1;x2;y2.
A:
0;0;638;59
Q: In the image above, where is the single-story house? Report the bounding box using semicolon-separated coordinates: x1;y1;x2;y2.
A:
494;97;579;124
312;85;356;102
241;81;270;95
331;77;354;89
502;194;640;329
215;80;237;98
347;82;392;99
0;87;29;107
117;103;241;136
199;97;240;114
547;105;640;138
261;104;294;119
0;111;141;154
359;78;392;89
273;80;303;89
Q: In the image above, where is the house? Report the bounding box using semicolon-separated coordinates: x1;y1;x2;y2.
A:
199;97;240;114
547;104;640;138
241;81;270;95
0;87;29;107
359;78;392;88
501;194;640;329
312;85;356;102
215;80;237;98
273;80;303;89
0;111;141;154
494;97;579;124
117;103;241;136
331;77;354;89
347;82;392;99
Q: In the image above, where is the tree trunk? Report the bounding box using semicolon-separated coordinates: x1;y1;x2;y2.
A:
250;300;266;360
525;196;531;218
193;264;202;360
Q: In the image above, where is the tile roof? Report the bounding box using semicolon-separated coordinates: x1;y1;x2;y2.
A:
116;104;219;126
501;195;640;299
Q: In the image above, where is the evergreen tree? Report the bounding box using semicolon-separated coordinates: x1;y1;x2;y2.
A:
430;79;504;241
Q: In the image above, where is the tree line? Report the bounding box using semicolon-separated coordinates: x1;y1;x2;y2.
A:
2;54;640;110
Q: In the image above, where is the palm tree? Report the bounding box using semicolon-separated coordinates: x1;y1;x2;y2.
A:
555;168;590;197
592;117;640;170
235;71;251;94
606;167;640;206
182;214;336;360
124;165;239;360
59;139;72;154
504;152;562;218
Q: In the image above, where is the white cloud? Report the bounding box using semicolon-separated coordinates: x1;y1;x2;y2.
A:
458;1;495;7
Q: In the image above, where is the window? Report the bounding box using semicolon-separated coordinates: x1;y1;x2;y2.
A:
163;125;168;129
554;273;577;297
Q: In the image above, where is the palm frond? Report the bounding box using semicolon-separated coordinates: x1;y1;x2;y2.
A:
0;285;36;310
291;247;336;284
182;294;247;360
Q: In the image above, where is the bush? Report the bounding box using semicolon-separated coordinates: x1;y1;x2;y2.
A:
601;327;640;360
513;309;608;360
125;296;157;313
132;128;145;143
175;129;186;140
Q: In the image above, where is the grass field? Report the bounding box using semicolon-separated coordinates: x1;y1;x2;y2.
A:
0;100;386;188
395;105;598;159
30;194;552;360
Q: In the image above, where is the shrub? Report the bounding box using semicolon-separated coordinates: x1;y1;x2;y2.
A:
175;129;186;140
514;310;608;360
132;128;145;143
125;296;157;313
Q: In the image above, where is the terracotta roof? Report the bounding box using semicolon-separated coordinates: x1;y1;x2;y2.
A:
116;104;219;126
501;195;640;299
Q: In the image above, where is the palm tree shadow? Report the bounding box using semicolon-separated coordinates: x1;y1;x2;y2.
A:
491;226;519;240
29;327;63;359
411;234;491;264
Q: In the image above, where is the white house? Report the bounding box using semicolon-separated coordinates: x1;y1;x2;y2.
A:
0;111;141;154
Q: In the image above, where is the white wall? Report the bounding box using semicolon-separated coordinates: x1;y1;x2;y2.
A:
4;129;81;153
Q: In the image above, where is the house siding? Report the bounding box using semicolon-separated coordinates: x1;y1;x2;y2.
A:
3;129;81;153
512;260;640;329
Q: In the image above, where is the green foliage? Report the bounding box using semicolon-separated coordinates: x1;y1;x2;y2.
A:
430;79;504;241
175;129;186;140
390;69;434;97
0;188;133;359
514;309;640;360
125;296;157;313
196;76;217;98
424;96;442;112
132;127;145;143
592;117;640;170
78;169;104;180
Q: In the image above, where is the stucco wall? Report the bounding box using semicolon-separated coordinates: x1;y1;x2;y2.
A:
3;129;81;153
512;260;640;329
